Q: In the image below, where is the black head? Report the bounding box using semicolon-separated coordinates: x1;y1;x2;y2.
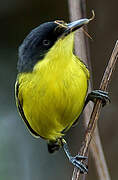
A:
18;21;67;73
17;17;92;73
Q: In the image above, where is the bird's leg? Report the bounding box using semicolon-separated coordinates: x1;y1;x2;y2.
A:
72;90;110;127
61;138;88;174
84;90;110;108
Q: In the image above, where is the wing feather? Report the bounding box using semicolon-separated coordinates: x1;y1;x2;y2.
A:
15;80;40;137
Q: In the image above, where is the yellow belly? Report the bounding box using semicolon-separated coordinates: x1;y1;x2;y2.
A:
18;57;89;140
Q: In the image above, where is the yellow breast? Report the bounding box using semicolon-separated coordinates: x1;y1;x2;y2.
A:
18;34;90;140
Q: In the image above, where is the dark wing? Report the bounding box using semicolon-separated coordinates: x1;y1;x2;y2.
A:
15;80;40;137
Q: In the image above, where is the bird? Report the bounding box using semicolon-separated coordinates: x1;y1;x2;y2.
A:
15;12;109;173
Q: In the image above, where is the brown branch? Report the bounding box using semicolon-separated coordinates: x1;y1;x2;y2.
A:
90;127;111;180
68;1;116;180
72;41;118;180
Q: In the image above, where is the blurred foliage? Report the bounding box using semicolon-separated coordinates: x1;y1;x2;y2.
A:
0;0;118;179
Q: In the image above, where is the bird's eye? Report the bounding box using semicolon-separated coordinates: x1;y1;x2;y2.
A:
43;39;50;46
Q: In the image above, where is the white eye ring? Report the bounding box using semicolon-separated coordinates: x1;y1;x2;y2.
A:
43;39;50;46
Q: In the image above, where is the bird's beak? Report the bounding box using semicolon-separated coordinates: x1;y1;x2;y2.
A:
62;10;95;37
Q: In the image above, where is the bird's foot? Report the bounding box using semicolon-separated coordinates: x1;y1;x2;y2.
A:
61;138;88;174
87;90;110;107
69;155;88;174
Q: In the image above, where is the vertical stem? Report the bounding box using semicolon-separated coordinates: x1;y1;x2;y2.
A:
90;127;111;180
68;0;111;180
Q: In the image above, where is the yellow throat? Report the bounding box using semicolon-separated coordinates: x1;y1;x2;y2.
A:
17;33;90;140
